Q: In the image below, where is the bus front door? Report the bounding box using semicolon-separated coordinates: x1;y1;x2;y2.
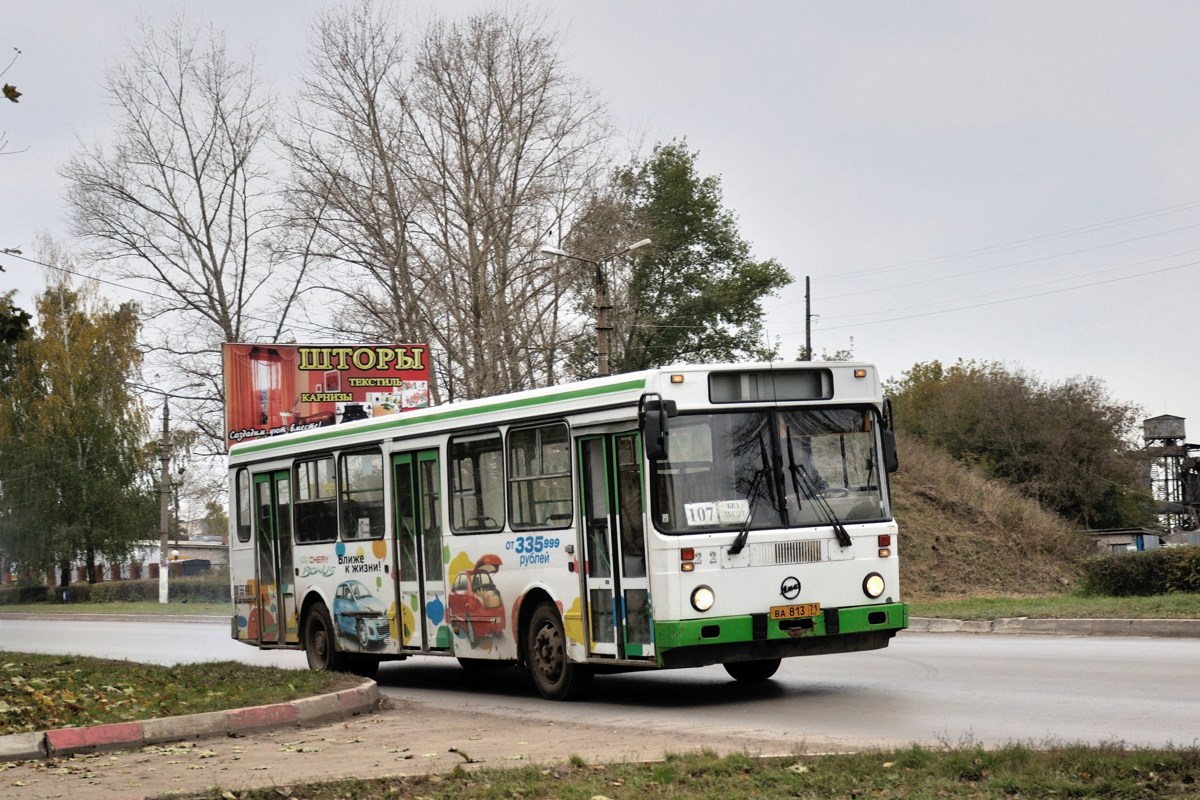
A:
579;433;654;660
392;450;450;652
252;470;298;646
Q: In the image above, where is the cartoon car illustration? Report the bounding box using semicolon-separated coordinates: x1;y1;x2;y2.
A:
332;579;389;648
448;554;505;645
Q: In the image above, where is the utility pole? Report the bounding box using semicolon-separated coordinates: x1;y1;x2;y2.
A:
593;260;613;377
540;238;653;377
158;396;171;604
803;275;812;361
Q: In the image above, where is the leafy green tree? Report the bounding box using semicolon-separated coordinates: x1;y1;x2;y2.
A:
886;359;1153;529
0;291;32;580
562;140;792;376
0;290;32;381
0;276;155;585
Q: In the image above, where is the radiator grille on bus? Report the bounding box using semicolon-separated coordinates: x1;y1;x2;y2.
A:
751;540;823;566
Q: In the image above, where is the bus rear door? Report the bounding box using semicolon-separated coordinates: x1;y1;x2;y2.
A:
252;470;298;645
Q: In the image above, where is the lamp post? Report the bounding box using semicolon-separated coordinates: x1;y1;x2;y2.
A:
540;238;652;377
131;382;204;603
158;395;171;603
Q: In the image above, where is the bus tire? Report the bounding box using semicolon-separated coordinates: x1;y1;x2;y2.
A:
304;604;347;673
526;602;592;700
723;658;782;682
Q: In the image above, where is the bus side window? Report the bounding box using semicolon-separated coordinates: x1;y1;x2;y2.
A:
340;450;384;539
294;456;337;543
449;430;505;533
508;422;572;530
235;468;252;543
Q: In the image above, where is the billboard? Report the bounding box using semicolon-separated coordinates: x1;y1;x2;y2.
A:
222;343;431;449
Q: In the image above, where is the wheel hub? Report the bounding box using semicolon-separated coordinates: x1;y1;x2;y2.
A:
533;623;563;679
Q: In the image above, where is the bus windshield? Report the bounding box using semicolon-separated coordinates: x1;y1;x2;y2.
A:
650;407;890;534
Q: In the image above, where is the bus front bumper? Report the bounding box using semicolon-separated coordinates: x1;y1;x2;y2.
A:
652;602;908;669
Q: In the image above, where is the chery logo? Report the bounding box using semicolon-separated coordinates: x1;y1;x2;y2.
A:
779;576;801;600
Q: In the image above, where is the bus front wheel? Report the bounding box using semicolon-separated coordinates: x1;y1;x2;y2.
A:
304;605;347;672
723;658;782;682
526;602;592;700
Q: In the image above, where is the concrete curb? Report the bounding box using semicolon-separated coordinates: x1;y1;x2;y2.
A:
908;616;1200;637
0;679;379;762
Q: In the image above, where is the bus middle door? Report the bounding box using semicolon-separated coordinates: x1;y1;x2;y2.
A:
392;450;450;652
579;432;654;661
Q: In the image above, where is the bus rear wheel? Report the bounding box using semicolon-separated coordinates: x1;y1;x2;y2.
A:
526;602;592;700
723;658;781;682
304;604;347;673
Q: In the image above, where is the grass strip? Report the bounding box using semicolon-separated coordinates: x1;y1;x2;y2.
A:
0;652;354;735
183;746;1200;800
909;592;1200;620
0;601;229;616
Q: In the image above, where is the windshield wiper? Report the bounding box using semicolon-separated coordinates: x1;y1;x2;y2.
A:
730;436;780;556
728;464;765;556
786;428;853;548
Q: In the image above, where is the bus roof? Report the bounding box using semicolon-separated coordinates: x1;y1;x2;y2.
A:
226;361;880;463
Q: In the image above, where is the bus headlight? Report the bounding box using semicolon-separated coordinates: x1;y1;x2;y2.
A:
862;573;886;599
691;585;715;612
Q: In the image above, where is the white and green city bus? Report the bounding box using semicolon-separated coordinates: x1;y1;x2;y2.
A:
228;362;907;699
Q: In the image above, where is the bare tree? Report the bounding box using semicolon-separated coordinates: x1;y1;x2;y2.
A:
279;1;429;377
285;2;609;400
61;15;295;451
2;46;27;158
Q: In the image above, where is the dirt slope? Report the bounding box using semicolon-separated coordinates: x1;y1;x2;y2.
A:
892;433;1092;599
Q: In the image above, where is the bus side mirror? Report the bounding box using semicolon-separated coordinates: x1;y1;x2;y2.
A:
639;393;677;461
881;429;899;473
880;397;899;473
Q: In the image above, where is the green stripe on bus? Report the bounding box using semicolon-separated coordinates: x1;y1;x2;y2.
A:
232;377;647;456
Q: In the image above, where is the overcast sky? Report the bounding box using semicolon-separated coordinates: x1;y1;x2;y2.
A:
6;1;1200;439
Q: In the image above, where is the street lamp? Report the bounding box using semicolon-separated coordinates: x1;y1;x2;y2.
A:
540;238;652;377
131;382;205;603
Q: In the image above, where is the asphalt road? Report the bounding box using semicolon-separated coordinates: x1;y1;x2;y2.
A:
2;616;1197;749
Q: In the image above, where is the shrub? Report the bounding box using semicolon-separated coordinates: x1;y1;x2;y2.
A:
1078;546;1200;596
0;584;50;605
86;580;152;602
59;583;92;602
0;574;231;605
172;575;232;603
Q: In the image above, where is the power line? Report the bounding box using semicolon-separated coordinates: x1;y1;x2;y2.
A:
818;197;1200;282
793;220;1200;306
813;257;1200;333
817;246;1200;323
